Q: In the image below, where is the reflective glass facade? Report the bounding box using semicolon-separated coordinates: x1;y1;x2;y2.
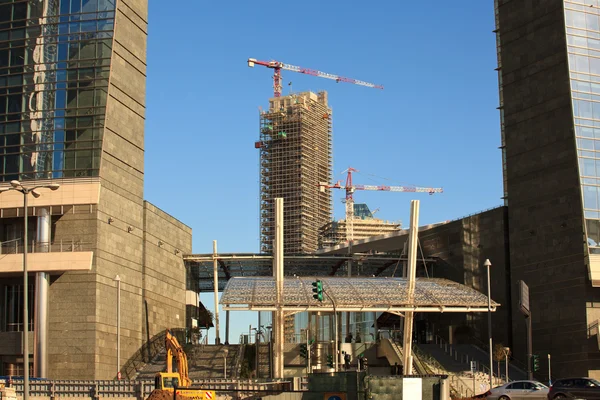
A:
565;0;600;252
0;0;115;181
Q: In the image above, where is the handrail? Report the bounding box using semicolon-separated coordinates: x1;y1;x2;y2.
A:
0;239;94;254
414;344;474;398
120;328;187;380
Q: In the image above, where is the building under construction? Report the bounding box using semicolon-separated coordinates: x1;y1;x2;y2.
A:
319;203;402;249
257;91;332;254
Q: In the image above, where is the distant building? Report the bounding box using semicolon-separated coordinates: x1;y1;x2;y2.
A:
257;92;332;254
319;203;401;248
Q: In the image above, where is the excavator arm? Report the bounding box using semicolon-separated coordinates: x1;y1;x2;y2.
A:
165;329;192;387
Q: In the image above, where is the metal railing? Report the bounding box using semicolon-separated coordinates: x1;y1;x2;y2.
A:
464;334;528;378
414;344;475;398
0;238;94;254
7;378;292;399
589;319;600;351
120;329;187;380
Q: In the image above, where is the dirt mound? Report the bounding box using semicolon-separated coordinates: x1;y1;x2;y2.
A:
147;389;176;400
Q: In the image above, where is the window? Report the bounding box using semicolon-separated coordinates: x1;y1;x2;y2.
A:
522;382;535;390
509;382;525;389
3;284;33;332
587;219;600;248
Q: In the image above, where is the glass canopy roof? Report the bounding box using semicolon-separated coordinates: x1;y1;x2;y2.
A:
185;254;435;292
220;276;499;313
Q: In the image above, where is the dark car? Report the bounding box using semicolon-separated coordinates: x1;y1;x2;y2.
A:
548;377;600;399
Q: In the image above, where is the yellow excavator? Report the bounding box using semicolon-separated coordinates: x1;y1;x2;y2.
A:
147;329;216;400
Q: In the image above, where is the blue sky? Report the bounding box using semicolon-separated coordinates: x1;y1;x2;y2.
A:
143;1;502;342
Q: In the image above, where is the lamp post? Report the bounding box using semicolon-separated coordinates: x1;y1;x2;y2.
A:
484;259;493;390
0;180;59;400
114;275;121;378
503;347;510;383
548;354;551;386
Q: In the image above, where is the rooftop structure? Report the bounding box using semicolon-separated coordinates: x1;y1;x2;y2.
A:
319;203;402;248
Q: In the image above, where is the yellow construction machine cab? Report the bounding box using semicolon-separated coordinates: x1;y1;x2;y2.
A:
155;372;180;391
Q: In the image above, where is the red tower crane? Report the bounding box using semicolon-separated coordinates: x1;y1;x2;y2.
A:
319;168;443;243
247;58;384;97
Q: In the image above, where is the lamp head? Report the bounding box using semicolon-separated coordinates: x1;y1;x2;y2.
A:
48;183;60;191
31;189;41;198
10;180;20;188
483;259;491;267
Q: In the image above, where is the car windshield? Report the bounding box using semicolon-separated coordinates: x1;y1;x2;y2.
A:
590;379;600;386
536;383;549;389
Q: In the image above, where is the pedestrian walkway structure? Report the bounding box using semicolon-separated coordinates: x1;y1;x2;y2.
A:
220;276;498;313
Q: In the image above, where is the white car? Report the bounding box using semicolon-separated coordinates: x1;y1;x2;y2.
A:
487;380;549;400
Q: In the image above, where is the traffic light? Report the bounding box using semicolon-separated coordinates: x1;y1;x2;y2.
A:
532;354;540;372
300;344;308;358
312;280;324;302
327;354;334;368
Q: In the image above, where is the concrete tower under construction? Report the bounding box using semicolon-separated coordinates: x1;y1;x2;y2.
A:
257;91;332;254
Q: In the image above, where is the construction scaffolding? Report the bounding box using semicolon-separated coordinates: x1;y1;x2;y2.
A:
257;91;332;254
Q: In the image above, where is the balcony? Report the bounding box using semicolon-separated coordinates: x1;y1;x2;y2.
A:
0;239;93;274
0;238;93;254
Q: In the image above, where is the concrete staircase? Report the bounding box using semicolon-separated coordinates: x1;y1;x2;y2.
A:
417;343;527;396
136;344;242;380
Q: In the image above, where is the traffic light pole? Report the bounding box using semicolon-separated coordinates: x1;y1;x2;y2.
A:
322;288;338;372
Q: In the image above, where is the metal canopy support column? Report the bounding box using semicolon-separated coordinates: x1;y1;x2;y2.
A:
34;208;50;378
402;200;420;375
213;240;220;344
225;310;230;344
273;198;284;379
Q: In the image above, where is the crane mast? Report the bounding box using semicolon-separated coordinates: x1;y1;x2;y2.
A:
248;58;383;97
319;168;443;244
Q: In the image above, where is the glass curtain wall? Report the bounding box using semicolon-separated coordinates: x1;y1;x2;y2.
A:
0;0;115;181
565;0;600;253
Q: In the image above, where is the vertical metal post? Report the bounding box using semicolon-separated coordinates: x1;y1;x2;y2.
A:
485;259;493;390
115;275;121;376
225;310;230;344
527;316;533;380
548;354;551;385
306;332;311;373
346;242;352;342
402;200;419;375
34;209;51;378
333;306;338;372
273;198;284;379
23;192;29;400
504;353;509;383
213;240;220;344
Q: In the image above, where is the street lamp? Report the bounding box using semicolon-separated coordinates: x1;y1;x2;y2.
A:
502;347;510;383
0;180;59;400
484;258;493;390
223;348;229;379
114;275;121;379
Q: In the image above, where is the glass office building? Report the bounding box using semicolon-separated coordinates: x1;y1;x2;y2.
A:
0;0;196;380
0;0;114;181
